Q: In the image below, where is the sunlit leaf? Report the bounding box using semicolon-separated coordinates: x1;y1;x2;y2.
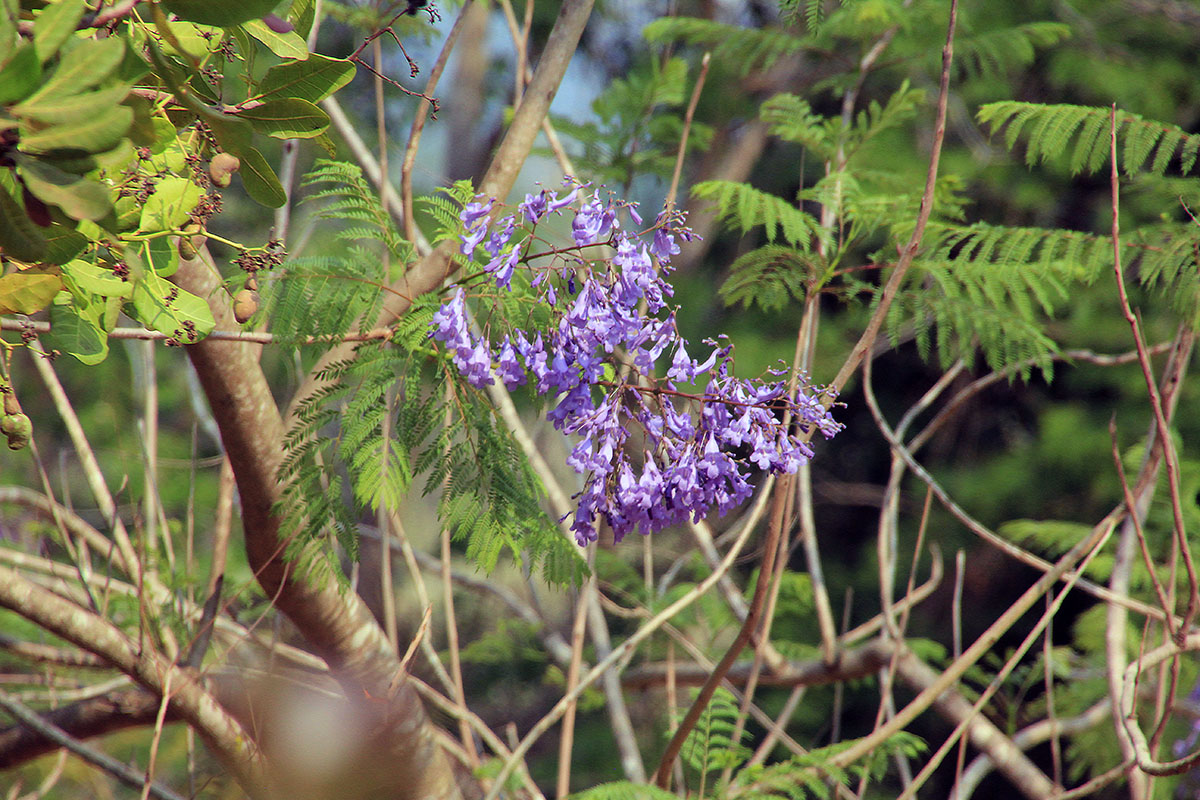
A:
46;291;109;364
138;176;203;231
0;271;63;314
243;18;308;60
33;0;85;62
15;155;112;221
255;54;355;103
130;271;215;340
234;98;328;139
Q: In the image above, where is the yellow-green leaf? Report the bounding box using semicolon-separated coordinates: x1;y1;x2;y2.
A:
61;259;133;299
243;18;308;60
16;155;112;221
19;104;133;154
0;44;40;105
46;291;109;364
138;176;203;231
0;271;63;314
130;271;215;340
233;98;328;139
0;183;49;263
160;0;280;27
255;54;355;103
33;0;85;62
236;146;286;207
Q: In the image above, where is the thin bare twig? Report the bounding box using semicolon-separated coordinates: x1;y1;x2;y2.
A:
483;502;760;800
401;1;472;241
0;690;186;800
665;52;711;210
822;0;958;400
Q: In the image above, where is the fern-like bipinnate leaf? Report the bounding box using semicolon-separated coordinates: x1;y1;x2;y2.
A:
681;687;751;779
643;18;808;77
720;245;815;312
977;102;1200;176
692;180;826;251
952;22;1071;80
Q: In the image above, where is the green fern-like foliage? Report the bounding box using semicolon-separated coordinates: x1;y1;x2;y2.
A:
268;160;411;342
546;57;712;185
425;179;478;246
886;213;1200;375
977;102;1200;176
887;221;1103;377
273;165;586;586
776;0;851;32
681;687;752;788
951;22;1071;80
278;319;585;586
643;18;808;77
719;246;816;312
569;783;680;800
762;81;925;166
692;181;826;251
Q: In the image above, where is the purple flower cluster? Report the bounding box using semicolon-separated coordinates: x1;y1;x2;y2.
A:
432;183;842;545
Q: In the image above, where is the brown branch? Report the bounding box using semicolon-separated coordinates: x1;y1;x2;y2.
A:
822;0;958;401
0;687;166;770
0;565;268;795
891;651;1057;800
1;319;396;345
622;639;893;690
0;689;186;800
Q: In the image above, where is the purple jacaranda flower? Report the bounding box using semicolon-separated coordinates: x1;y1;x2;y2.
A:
458;338;494;388
431;288;469;347
460;196;494;227
485;246;520;290
495;336;526;389
484;216;517;259
572;194;617;247
460;222;489;256
432;191;841;546
520;191;549;224
548;186;579;212
651;227;681;261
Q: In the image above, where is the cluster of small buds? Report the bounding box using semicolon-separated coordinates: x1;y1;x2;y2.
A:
432;181;842;545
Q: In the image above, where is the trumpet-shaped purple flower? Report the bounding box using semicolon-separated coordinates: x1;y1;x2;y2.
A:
432;187;843;546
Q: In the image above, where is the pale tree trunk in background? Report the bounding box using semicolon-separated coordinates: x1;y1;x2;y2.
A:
446;0;494;184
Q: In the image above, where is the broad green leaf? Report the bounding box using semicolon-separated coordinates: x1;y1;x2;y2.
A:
160;0;280;27
15;82;132;124
234;98;328;139
0;44;41;105
41;222;88;264
145;236;180;277
289;0;315;41
255;54;355;103
0;270;63;314
124;94;156;146
27;36;125;102
161;21;223;60
138;176;203;231
15;155;111;221
46;291;108;364
33;0;85;62
243;18;308;60
130;271;215;340
0;0;16;67
236;146;287;207
19;105;133;154
0;183;49;262
61;258;133;299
